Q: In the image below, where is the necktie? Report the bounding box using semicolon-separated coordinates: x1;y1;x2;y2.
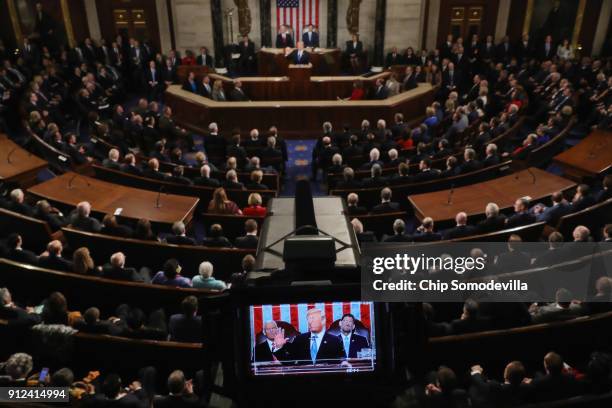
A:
310;335;318;363
343;336;350;357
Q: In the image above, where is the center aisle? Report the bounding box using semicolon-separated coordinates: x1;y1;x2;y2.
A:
282;139;324;196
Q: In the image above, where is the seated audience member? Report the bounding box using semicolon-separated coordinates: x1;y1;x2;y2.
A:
0;288;41;327
533;191;571;225
458;148;483;174
202;224;233;248
223;169;244;190
69;201;102;233
235;219;259;249
413;159;441;182
243;193;267;217
41;291;69;325
443;212;476;240
6;189;34;217
5;234;38;265
101;214;133;238
470;361;529;407
530;289;583;324
449;299;490;334
246;170;268;190
533;231;565;266
440;155;460;178
570;183;597;213
152;259;192;288
477;202;506;234
102;252;147;282
526;352;582;403
133;218;159;241
336;167;363;190
102;148;121;170
382;219;411;242
371;188;400;213
33;200;66;231
72;247;97;275
360;147;383;170
208;188;242;215
74;307;122;335
495;235;531;272
596;174;612;203
328;154;346;175
120;153;143;176
482;143;500;167
351;218;377;244
194;164;220;187
411;217;442;242
152;370;200;407
116;304;167;340
192;261;227;290
38;240;73;272
171;166;193;185
422;303;450;337
421;366;469;407
230;254;256;288
506;197;536;228
363;164;388;188
169;296;202;343
346;193;367;216
165;221;196;246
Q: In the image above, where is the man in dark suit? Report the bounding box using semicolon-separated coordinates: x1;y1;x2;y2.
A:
165;221;196;246
193;164;220;188
195;46;213;67
287;41;310;65
34;2;57;51
302;25;319;48
496;235;532;272
477;203;507;234
238;35;256;74
38;240;73;272
144;60;161;101
5;234;38;265
0;288;41;327
470;361;529;407
169;296;202;343
229;80;249;101
346;193;368;216
6;189;34;217
569;184;597;213
482;143;500;168
199;75;213;98
413;159;441;182
539;35;555;61
74;307;123;335
255;320;282;363
235;219;259;249
246;170;269;190
68;201;102;233
182;71;199;94
273;308;345;364
372;78;389;100
371;188;400;214
275;25;294;48
534;191;571;225
443;212;477;240
102;148;122;170
385;47;404;68
449;299;490;334
382;219;411;242
506;198;536;228
102;252;146;282
345;34;364;73
525;352;582;403
411;217;443;242
515;33;533;63
152;370;200;408
458;148;483;174
337;314;370;358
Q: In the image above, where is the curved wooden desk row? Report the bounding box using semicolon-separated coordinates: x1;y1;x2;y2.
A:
553;129;612;181
165;83;436;138
0;135;48;188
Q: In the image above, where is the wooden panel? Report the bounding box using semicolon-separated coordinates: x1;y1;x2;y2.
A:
506;0;527;41
0;135;47;188
578;0;602;56
437;0;499;46
553;130;612;180
67;0;89;43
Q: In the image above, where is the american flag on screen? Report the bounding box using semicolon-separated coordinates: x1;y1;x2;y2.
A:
250;302;373;340
276;0;320;39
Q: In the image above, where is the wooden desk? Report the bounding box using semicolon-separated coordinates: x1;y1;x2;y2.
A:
28;172;199;229
0;135;47;188
553;130;612;181
258;47;341;76
165;83;435;138
408;168;575;224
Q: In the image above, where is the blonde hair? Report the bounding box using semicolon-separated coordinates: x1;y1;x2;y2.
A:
248;193;262;206
73;247;94;274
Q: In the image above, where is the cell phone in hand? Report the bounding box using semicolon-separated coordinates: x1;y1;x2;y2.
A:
39;367;49;382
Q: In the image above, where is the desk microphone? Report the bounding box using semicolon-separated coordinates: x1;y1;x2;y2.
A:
67;174;91;190
526;167;536;185
6;147;17;164
447;184;455;205
155;185;165;208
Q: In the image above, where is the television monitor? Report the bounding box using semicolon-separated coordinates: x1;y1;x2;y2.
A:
248;301;376;376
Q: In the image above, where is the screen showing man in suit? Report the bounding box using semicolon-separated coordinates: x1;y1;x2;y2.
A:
250;302;376;375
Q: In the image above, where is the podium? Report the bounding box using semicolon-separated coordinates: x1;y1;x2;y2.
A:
288;63;312;82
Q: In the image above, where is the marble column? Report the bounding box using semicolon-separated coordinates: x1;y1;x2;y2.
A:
327;0;338;48
211;0;225;66
373;0;386;66
260;0;272;47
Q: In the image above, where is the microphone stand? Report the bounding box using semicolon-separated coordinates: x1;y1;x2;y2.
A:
446;184;455;205
67;174;91;190
155;185;165;208
6;147;17;164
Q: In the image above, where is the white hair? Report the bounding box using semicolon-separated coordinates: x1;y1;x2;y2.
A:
199;261;214;278
369;148;380;161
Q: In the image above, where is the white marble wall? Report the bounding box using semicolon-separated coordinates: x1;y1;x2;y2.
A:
170;0;215;54
337;0;376;55
384;0;424;52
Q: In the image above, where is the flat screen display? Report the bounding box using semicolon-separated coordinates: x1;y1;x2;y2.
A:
249;301;376;376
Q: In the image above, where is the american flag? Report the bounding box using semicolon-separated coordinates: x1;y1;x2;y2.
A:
250;301;373;340
276;0;320;41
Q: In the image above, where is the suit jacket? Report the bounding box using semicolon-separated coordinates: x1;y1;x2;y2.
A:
166;235;196;246
443;225;477;240
346;41;363;55
302;31;319;48
152;394;200;408
346;205;368;216
477;215;507;234
371;201;400;214
413;169;441;183
196;54;213;67
254;339;277;362
102;264;145;282
289;50;310;65
411;231;442;242
6;248;38;265
274;331;345;364
275;33;294;48
506;211;536;228
144;68;160;88
229;87;249;101
536;202;571;225
571;195;597;213
38;255;73;272
193;177;221;188
527;373;582;403
169;314;202;343
234;235;259;249
372;85;388;100
338;332;369;358
69;214;103;233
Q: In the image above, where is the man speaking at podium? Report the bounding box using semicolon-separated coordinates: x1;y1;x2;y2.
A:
273;308;344;365
286;41;310;65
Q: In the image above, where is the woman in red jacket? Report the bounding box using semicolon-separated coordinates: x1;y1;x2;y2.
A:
242;193;267;217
